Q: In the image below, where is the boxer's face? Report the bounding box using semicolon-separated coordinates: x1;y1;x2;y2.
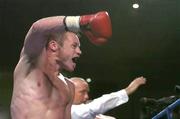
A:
58;32;81;72
73;81;89;104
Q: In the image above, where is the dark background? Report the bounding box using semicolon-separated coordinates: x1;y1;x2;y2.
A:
0;0;179;118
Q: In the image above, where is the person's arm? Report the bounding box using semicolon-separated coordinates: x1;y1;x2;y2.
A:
71;76;146;119
95;114;116;119
71;89;128;119
125;76;146;95
23;16;65;58
22;11;112;58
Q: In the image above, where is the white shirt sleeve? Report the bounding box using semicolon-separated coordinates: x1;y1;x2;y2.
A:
71;89;129;119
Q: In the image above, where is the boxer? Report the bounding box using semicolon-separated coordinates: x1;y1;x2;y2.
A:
10;11;112;119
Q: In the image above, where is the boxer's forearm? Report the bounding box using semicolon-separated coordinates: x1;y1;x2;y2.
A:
23;16;65;57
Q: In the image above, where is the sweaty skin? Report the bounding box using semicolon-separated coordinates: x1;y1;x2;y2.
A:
11;16;81;119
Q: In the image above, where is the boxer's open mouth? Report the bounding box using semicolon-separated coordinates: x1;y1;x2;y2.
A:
72;57;78;63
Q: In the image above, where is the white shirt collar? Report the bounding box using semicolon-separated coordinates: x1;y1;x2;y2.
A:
58;73;67;85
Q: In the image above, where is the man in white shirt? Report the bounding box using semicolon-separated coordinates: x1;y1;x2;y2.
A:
70;76;146;119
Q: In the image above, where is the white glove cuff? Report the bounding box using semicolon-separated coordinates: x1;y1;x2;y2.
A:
65;16;80;33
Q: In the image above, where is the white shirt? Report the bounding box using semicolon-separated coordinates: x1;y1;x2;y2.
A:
58;73;68;85
71;89;129;119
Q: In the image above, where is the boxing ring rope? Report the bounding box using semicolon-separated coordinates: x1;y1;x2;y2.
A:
152;98;180;119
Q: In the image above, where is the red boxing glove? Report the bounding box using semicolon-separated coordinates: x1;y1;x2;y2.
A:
64;11;112;45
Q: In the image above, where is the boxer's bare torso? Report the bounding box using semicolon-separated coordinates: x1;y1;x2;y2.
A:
11;52;74;119
10;17;81;119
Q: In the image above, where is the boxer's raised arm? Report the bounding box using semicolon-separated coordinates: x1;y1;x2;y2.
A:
23;16;65;58
22;11;112;58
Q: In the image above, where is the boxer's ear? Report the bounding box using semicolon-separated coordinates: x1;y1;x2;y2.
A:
48;40;59;52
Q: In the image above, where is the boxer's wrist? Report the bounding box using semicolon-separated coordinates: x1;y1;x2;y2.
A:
64;16;80;33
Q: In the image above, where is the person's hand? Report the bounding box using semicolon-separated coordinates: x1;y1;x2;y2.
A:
125;76;146;95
